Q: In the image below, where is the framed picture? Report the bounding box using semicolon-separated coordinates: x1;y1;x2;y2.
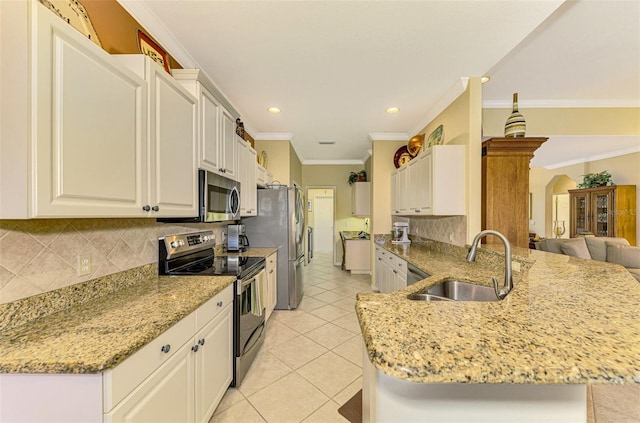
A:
137;30;171;74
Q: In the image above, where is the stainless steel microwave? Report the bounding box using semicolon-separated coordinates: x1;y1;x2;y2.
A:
157;170;240;223
201;170;240;222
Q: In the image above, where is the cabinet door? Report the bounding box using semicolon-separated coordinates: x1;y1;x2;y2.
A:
416;151;433;213
221;108;237;178
398;165;410;214
390;171;399;215
265;252;278;321
592;189;614;237
148;64;198;217
106;341;194;423
33;3;147;217
570;191;591;237
194;304;233;423
199;87;222;174
245;146;258;215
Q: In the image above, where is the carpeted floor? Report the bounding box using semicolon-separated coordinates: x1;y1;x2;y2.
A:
337;389;361;423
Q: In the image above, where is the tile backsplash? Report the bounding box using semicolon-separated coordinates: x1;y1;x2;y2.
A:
0;219;226;304
394;215;467;246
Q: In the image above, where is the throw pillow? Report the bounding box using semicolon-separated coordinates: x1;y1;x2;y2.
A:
585;237;630;262
606;245;640;268
559;238;591;259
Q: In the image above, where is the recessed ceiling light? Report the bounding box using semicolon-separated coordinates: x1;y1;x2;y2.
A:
386;107;400;114
267;107;281;113
481;76;490;84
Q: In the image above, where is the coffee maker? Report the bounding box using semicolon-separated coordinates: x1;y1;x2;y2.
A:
226;224;249;252
391;222;410;244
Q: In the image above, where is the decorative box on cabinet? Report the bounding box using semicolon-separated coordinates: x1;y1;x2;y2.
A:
351;182;371;216
569;185;636;246
116;55;199;218
481;137;547;248
1;0;150;218
171;69;241;180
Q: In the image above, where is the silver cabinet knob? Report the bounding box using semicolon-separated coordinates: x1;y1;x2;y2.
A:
161;344;171;353
217;301;223;307
191;344;199;352
152;205;159;212
142;205;151;212
198;338;205;346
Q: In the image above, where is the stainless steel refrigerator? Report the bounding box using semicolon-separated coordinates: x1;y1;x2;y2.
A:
242;185;305;309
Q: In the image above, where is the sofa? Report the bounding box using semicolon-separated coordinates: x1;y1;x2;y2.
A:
535;236;640;282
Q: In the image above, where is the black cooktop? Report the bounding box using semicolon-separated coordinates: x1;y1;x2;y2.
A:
161;248;264;279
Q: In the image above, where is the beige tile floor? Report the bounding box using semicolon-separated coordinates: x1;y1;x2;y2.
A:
211;252;640;422
211;252;366;422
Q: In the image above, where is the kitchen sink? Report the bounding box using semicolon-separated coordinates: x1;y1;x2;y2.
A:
408;278;501;302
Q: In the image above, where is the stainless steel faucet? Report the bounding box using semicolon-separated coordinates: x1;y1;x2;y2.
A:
466;230;513;300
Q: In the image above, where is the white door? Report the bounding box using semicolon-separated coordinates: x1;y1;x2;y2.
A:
313;196;334;252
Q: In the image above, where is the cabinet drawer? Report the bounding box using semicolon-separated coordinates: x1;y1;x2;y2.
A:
103;312;196;412
196;284;234;332
266;252;277;269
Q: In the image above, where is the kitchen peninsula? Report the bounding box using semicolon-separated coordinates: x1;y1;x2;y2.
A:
357;238;640;421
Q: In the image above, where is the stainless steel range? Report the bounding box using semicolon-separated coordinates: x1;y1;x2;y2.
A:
159;230;266;387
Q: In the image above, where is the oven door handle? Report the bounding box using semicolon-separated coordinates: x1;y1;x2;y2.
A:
240;268;265;288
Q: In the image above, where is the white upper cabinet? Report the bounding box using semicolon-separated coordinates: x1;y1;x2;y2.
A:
172;70;240;181
117;55;198;218
391;145;465;216
351;182;371;217
237;136;257;216
1;0;149;218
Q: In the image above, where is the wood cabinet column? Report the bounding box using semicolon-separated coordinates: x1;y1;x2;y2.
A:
481;137;547;248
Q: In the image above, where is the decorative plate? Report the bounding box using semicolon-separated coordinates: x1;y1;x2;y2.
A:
259;151;268;169
393;145;412;168
426;124;444;149
407;134;424;157
39;0;102;48
137;30;171;74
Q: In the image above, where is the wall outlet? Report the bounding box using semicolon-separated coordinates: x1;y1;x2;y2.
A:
449;232;454;243
78;254;92;276
512;261;521;273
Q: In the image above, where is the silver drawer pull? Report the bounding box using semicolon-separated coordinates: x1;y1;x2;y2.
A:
198;338;205;346
217;301;223;307
161;344;171;354
192;344;199;352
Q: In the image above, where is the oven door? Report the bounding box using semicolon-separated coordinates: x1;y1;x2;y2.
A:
203;170;240;222
233;268;266;386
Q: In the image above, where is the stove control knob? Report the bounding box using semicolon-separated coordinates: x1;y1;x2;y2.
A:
179;240;185;247
170;241;179;248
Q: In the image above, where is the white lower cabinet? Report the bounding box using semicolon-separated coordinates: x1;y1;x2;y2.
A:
375;247;407;293
265;252;278;321
105;284;233;423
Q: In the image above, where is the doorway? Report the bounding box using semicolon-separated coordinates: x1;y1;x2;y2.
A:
306;187;336;264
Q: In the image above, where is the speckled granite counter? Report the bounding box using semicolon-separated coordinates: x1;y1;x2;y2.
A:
0;264;235;374
357;238;640;385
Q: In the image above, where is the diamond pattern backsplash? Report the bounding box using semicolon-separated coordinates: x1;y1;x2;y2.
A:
0;219;226;304
393;215;467;246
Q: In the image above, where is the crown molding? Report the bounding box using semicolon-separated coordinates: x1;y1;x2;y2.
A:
117;0;196;69
253;133;294;141
483;99;640;109
367;133;409;142
302;159;366;165
362;149;372;163
408;77;469;137
542;145;640;170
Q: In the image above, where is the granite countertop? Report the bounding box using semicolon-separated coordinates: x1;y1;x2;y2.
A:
357;238;640;385
341;231;370;240
0;266;235;374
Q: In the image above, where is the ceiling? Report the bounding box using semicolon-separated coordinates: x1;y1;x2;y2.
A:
119;0;640;166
